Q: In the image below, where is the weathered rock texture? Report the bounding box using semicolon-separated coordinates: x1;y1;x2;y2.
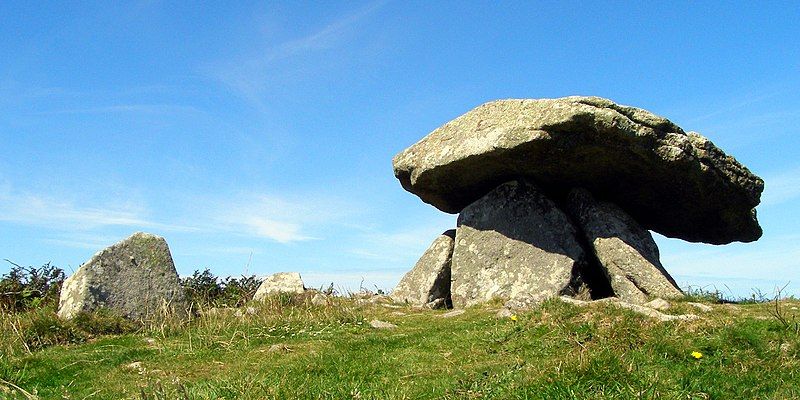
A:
57;232;187;320
451;180;587;308
567;188;683;303
393;96;763;244
253;272;305;301
391;230;455;308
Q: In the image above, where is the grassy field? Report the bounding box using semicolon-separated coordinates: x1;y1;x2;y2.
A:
1;294;798;399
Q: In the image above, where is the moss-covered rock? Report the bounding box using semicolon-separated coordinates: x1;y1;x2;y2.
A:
57;232;187;321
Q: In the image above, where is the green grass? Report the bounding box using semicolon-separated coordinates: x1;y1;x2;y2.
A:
1;295;799;399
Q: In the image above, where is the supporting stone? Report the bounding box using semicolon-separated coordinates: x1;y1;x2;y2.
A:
566;188;683;303
391;230;455;308
451;180;588;308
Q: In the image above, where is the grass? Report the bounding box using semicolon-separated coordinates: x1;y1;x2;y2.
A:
1;294;799;399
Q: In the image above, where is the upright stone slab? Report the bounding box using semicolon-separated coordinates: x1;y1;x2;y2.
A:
391;230;455;308
57;232;187;320
567;188;683;303
253;272;305;300
452;180;587;308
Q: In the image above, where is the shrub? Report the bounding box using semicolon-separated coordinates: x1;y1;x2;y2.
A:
16;309;85;352
71;308;137;336
182;269;262;308
0;261;65;312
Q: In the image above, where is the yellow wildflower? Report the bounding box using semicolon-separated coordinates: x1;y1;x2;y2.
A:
691;351;703;359
510;315;518;322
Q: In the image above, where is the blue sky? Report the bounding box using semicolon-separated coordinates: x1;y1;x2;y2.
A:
1;1;798;298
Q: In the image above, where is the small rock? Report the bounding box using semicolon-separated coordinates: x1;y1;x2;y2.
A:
390;311;406;316
143;338;157;345
203;307;234;316
311;293;328;306
780;343;792;354
614;302;700;322
559;296;698;322
369;319;397;329
495;308;513;319
440;309;466;318
253;272;305;301
686;302;713;312
559;296;593;306
268;344;291;353
123;361;145;373
425;298;447;309
645;298;671;311
234;306;257;318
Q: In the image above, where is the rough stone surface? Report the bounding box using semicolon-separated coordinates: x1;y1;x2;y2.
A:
234;306;257;317
391;230;455;308
369;319;397;329
440;309;466;318
253;272;305;301
393;96;763;244
567;188;683;303
687;302;713;312
311;293;328;306
451;180;587;308
645;298;672;311
559;296;699;322
57;232;187;320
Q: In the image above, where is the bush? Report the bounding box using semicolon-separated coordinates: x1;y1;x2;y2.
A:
0;261;65;312
182;269;262;308
17;309;85;352
71;308;137;336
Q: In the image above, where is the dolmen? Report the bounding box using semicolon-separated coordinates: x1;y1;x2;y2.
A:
58;232;188;320
391;96;763;309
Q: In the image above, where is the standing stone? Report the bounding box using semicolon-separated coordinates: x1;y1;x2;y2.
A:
253;272;305;301
566;188;683;303
57;232;187;320
391;230;455;308
452;180;587;308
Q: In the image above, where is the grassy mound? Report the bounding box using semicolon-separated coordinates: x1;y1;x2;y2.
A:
1;294;798;399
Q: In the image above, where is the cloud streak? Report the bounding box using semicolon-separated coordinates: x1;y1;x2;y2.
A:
208;192;360;244
207;1;385;108
0;185;194;233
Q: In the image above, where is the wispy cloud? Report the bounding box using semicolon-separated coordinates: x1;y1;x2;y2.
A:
207;1;385;108
268;1;386;59
0;185;194;232
208;192;360;244
684;89;789;124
